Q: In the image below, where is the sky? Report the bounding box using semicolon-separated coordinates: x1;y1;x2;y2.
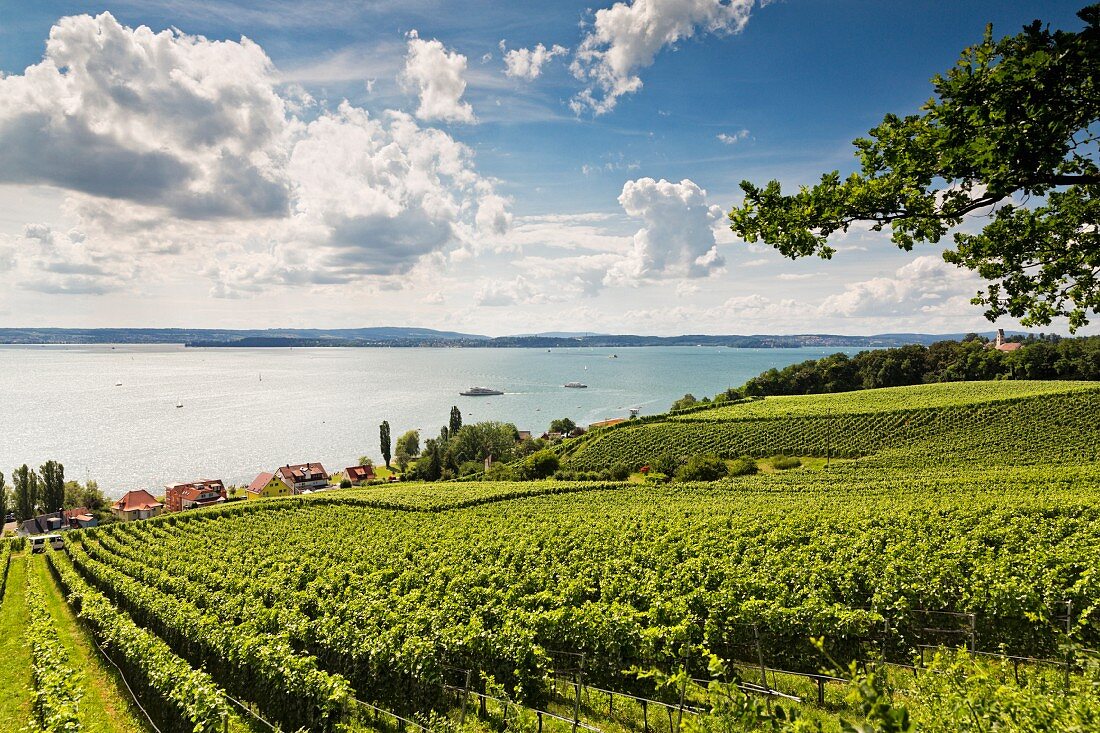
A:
0;0;1092;337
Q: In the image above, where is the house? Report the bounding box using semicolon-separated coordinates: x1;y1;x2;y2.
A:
111;490;164;521
21;508;97;535
516;431;532;442
246;471;291;499
344;465;375;484
274;463;329;494
589;418;627;429
165;479;226;512
989;328;1024;352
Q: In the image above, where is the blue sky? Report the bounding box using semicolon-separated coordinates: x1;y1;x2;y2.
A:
0;0;1092;335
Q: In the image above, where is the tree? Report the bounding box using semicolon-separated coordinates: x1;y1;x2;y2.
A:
13;464;38;521
449;405;463;436
63;479;107;511
519;450;560;480
0;470;7;523
728;6;1100;331
549;417;576;435
448;422;519;465
675;455;729;482
357;456;374;467
670;394;698;411
379;421;392;468
39;459;64;513
394;430;420;472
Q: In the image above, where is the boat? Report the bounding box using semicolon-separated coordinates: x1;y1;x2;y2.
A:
564;382;588;389
609;354;618;359
460;387;504;396
176;400;183;408
115;380;122;386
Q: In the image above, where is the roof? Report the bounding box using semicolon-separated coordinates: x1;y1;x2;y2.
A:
167;479;224;493
247;472;275;493
996;342;1024;351
345;465;375;481
589;418;627;429
516;431;532;441
112;490;163;512
275;462;328;485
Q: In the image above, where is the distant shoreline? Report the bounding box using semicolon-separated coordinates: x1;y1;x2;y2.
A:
0;327;1027;350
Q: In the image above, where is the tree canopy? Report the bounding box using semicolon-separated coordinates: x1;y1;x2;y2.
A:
728;5;1100;330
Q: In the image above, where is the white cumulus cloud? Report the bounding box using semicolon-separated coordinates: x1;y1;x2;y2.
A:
819;255;980;318
502;42;569;80
570;0;757;115
606;177;724;284
717;129;750;144
402;30;476;123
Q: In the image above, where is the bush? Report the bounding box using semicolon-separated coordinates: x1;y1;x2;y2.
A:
650;452;683;477
771;455;802;470
609;463;632;481
458;461;483;477
674;455;729;482
484;463;516;481
520;450;560;480
727;456;758;476
339;478;352;488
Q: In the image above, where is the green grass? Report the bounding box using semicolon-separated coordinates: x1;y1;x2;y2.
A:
28;554;150;733
0;554;33;733
674;380;1100;421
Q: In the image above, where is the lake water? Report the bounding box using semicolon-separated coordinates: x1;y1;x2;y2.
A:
0;344;858;495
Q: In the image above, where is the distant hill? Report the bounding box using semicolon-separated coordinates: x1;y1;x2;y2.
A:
0;327;1029;348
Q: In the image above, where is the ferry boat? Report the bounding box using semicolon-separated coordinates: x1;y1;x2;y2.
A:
460;387;504;396
564;382;588;389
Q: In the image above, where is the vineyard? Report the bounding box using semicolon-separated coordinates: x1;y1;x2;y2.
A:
1;380;1098;732
562;381;1100;470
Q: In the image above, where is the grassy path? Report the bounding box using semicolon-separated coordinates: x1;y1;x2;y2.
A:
0;554;33;733
28;553;150;733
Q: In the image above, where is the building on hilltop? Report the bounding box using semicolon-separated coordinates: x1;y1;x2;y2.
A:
111;490;164;521
165;479;227;512
990;328;1024;352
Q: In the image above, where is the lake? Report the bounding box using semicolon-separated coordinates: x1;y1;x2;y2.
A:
0;344;860;494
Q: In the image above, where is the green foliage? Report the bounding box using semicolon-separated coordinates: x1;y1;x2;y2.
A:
63;479;107;512
394;429;420;472
39;460;64;514
674;455;729;482
727;456;758;476
449;405;463;436
448;421;520;465
671;393;699;411
0;470;7;523
339;478;353;489
49;552;232;733
549;417;576;435
771;456;802;471
650;451;683;477
565;385;1100;472
26;563;83;732
518;450;559;480
379;421;392;468
729;7;1100;330
608;462;632;481
13;463;38;521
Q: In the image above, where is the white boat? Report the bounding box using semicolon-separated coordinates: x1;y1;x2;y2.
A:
115;380;122;386
564;382;588;389
176;400;183;408
460;387;504;396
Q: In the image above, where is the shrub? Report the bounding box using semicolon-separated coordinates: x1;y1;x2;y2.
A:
484;463;516;481
609;463;632;481
727;456;758;476
650;452;683;477
458;461;483;477
339;479;352;489
675;455;729;482
771;455;802;470
521;450;560;480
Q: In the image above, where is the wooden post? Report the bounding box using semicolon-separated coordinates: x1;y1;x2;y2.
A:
538;711;543;733
460;669;471;725
969;613;977;653
642;699;648;733
572;654;585;733
1065;599;1073;691
608;690;613;716
753;624;768;688
817;677;825;707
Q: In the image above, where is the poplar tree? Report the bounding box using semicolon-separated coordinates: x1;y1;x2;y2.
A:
0;470;8;524
449;405;462;436
39;459;65;513
13;464;39;521
379;421;392;468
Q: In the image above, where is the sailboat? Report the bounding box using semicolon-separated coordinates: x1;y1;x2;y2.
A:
176;399;183;409
115;380;122;386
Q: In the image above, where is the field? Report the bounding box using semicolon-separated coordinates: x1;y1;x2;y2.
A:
3;380;1099;732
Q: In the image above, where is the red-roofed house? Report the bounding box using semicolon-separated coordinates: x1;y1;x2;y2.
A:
274;463;329;494
111;490;164;522
344;465;375;484
165;479;226;512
